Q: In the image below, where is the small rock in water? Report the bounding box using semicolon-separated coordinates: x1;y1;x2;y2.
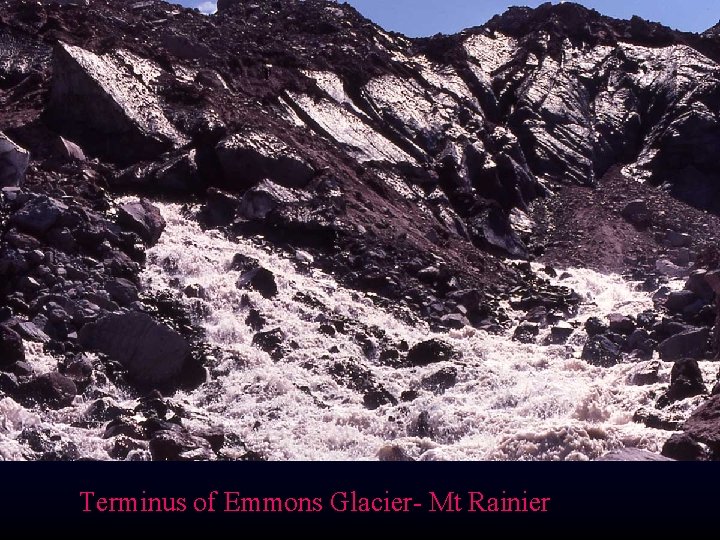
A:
581;335;621;367
657;359;706;407
405;339;456;367
236;267;278;298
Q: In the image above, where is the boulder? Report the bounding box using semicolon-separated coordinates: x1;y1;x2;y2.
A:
47;42;188;164
658;359;706;406
252;328;285;357
201;188;241;227
216;132;315;190
117;199;166;245
661;433;708;461
0;133;30;188
666;230;691;248
685;270;715;303
421;367;458;394
406;339;455;366
236;267;278;298
658;327;709;360
584;317;608;337
581;335;621;367
149;429;215;461
0;324;25;368
238;180;304;220
78;312;190;386
683;394;720;451
24;372;77;409
665;290;700;314
607;314;635;335
513;323;539;344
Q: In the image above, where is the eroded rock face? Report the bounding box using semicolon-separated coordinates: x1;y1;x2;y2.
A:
47;42;188;164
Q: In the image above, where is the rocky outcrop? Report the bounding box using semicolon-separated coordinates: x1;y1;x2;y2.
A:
47;42;188;164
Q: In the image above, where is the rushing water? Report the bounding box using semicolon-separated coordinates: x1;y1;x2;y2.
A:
139;203;713;461
0;201;713;461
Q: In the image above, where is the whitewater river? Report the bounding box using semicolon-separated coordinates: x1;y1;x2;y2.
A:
0;202;713;460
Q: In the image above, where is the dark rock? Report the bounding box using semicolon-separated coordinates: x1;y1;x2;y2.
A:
0;132;30;187
665;290;700;314
24;372;77;409
109;435;147;460
584;317;608;337
406;339;455;367
400;390;419;402
11;196;68;236
581;335;621;367
105;278;139;306
252;328;285;357
548;322;574;344
245;309;266;331
685;270;715;303
661;433;708;461
149;429;215;461
238;179;302;220
620;199;650;227
0;324;25;368
629;361;660;385
439;313;470;329
183;284;206;299
18;427;80;461
363;388;396;410
421;367;458;394
117;199;166;245
78;312;190;387
513;323;539;344
216;131;315;190
236;267;278;298
666;230;691;248
201;188;241;227
658;359;706;406
607;314;635;335
684;394;720;452
377;445;413;462
658;327;709;360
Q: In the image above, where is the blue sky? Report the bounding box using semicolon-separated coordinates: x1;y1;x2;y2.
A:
184;1;720;37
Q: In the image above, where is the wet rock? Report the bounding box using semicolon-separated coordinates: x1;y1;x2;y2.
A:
658;327;709;360
683;394;720;452
78;312;190;387
513;323;539;344
584;317;608;337
363;388;396;410
548;322;574;344
201;188;241;227
661;433;708;461
411;411;434;439
620;200;650;227
24;372;77;409
11;196;68;236
245;309;266;331
658;359;706;406
236;267;278;298
117;199;166;246
252;328;285;358
406;339;455;367
0;324;25;369
105;278;139;306
581;335;621;367
216;131;315;190
421;367;458;394
607;314;635;335
625;329;655;357
0;132;30;187
110;435;147;460
149;429;215;461
18;427;80;461
629;361;660;385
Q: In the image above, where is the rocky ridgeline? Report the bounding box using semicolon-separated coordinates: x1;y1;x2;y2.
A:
2;0;720;459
